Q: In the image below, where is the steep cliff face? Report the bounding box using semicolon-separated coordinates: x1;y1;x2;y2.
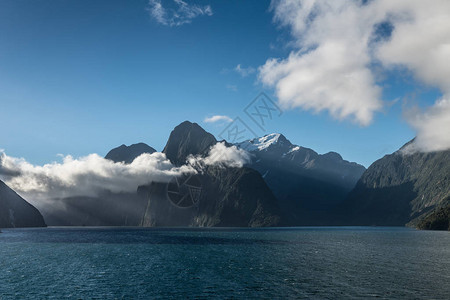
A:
139;166;281;227
0;180;46;228
341;140;450;227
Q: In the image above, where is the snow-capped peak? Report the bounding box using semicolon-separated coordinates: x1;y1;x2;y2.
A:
237;133;288;152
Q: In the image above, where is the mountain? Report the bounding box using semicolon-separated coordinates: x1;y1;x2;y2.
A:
0;180;46;228
138;121;282;227
43;122;281;227
105;143;156;164
236;134;365;225
163;121;217;165
341;140;450;229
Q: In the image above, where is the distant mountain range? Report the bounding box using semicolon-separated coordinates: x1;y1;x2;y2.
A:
236;133;365;225
1;121;448;230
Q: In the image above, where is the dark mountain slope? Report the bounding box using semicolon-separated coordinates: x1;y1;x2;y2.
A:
140;166;281;227
163;121;217;165
0;180;46;228
341;140;450;228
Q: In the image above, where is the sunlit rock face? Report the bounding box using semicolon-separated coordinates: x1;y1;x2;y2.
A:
0;180;46;228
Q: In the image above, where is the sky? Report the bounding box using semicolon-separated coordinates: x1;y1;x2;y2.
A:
0;0;449;168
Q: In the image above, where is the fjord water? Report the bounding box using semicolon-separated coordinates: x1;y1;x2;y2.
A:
0;227;449;299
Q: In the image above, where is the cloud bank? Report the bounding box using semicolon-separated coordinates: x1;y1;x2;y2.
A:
0;143;250;203
0;151;195;202
148;0;213;27
261;0;450;151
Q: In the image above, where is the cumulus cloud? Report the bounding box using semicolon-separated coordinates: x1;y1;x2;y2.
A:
261;0;450;150
235;64;256;77
0;151;195;202
204;115;233;123
260;0;384;126
148;0;213;27
188;142;251;169
374;0;450;152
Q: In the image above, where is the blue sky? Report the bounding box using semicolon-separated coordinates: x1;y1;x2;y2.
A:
0;0;447;167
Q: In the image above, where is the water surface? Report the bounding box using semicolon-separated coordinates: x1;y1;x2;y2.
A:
0;227;449;299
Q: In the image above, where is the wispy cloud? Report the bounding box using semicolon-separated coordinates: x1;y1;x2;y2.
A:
260;0;450;151
204;115;233;123
226;84;238;92
235;64;256;77
148;0;213;27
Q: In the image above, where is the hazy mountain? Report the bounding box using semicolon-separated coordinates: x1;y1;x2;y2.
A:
341;140;450;229
139;121;282;227
236;134;365;225
41;191;147;226
0;180;46;228
42;143;158;226
105;143;156;164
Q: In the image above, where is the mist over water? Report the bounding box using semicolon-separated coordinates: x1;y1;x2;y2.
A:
0;227;449;299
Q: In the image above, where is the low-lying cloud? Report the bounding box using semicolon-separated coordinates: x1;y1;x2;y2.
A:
0;151;195;202
0;143;250;204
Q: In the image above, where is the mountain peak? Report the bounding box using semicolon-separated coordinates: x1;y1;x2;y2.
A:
322;151;343;161
105;143;156;164
163;121;217;166
237;133;291;152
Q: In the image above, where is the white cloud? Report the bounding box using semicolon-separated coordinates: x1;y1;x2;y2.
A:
148;0;213;27
204;115;233;123
260;0;384;126
261;0;450;150
0;142;251;205
235;64;256;77
402;98;450;153
188;142;251;168
0;151;195;202
374;0;450;152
